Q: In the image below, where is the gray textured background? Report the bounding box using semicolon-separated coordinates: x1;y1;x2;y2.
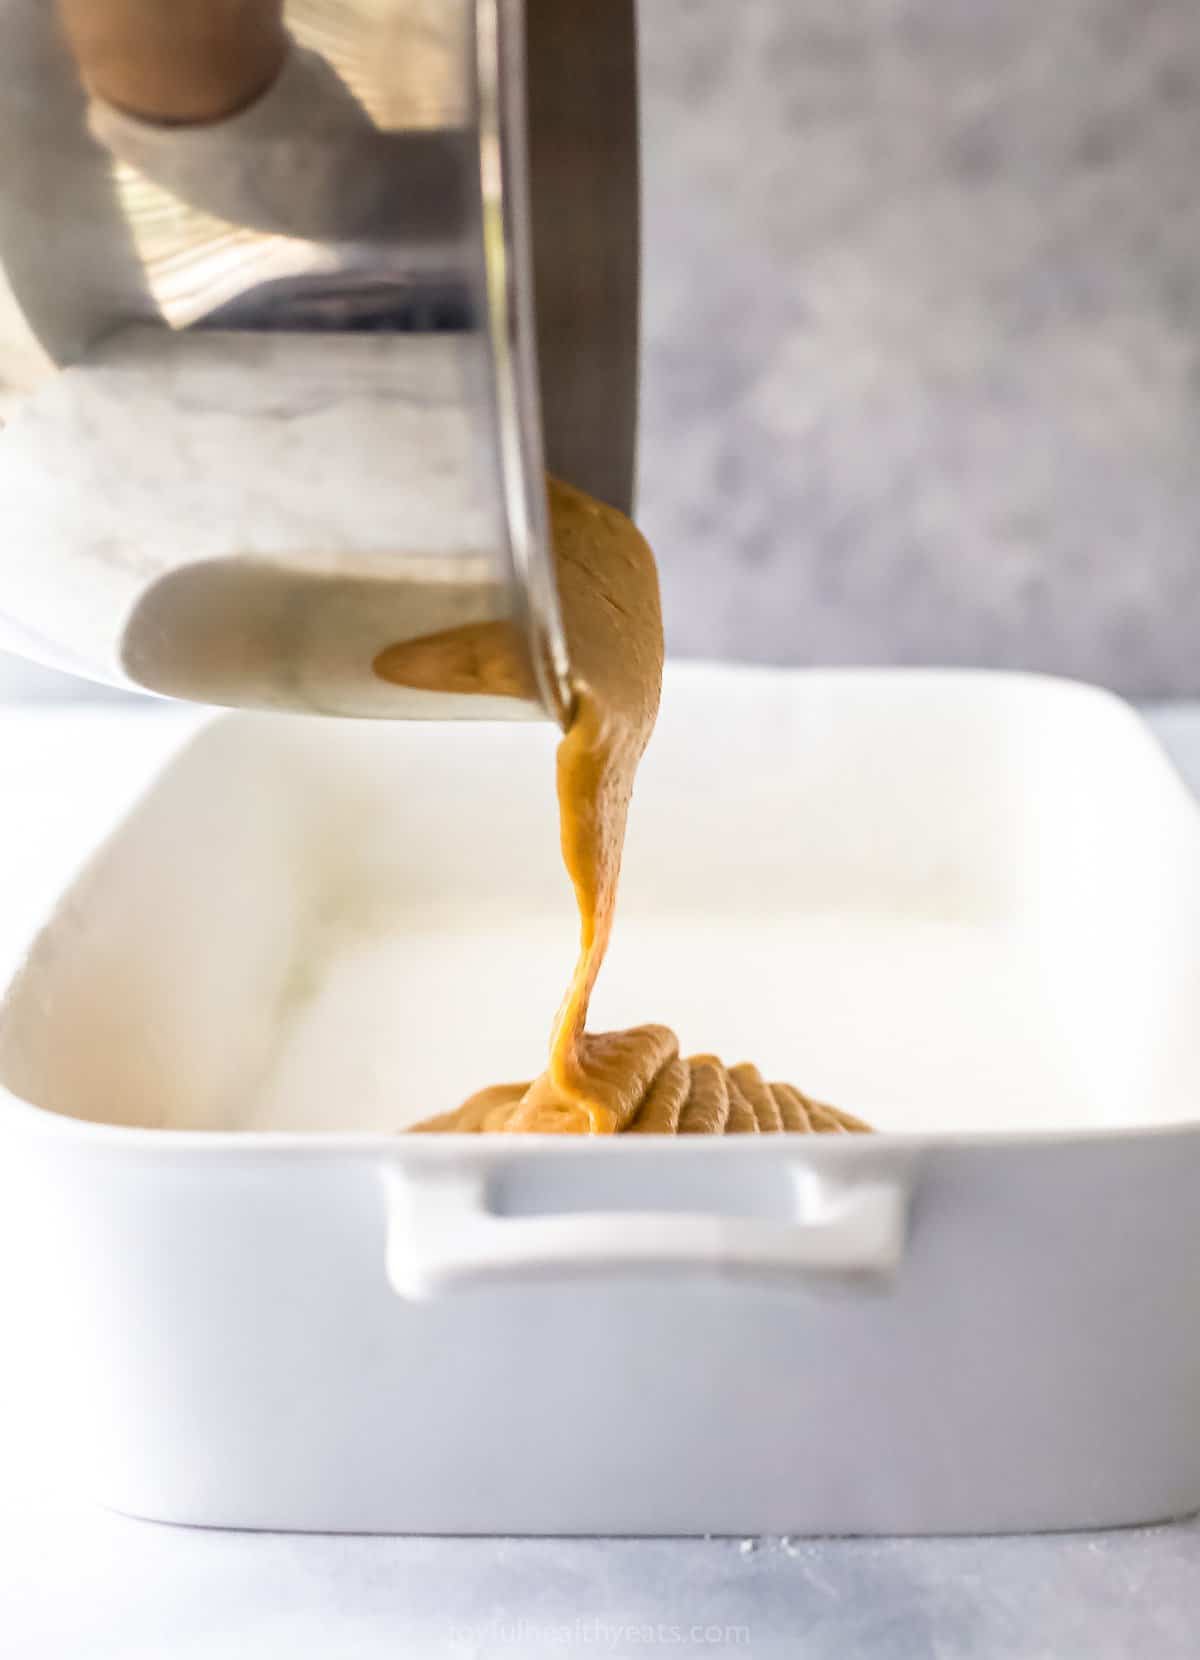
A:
637;0;1200;695
6;0;1200;698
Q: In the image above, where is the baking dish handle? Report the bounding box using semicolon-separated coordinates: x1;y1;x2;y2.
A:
383;1163;909;1299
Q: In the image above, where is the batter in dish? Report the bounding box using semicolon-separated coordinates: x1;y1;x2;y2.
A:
377;477;869;1137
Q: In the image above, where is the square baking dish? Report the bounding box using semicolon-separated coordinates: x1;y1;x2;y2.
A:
3;666;1199;1535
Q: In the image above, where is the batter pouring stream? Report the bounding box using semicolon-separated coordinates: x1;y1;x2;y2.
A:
376;477;869;1137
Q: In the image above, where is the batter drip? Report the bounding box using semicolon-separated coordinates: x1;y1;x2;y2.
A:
376;477;870;1137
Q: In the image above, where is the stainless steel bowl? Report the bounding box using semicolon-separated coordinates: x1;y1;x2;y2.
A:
0;0;639;718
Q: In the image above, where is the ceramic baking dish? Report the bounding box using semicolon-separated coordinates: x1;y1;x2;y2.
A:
3;666;1200;1536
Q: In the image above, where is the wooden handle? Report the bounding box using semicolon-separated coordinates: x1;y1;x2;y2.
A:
56;0;288;124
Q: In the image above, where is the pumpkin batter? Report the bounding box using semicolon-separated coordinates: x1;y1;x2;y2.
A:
376;476;869;1137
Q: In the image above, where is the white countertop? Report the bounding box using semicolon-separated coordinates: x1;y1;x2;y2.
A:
2;700;1199;1660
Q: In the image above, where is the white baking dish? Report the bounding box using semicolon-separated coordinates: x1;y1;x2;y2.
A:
3;666;1200;1535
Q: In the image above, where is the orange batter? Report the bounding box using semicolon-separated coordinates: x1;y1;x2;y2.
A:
376;476;869;1137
